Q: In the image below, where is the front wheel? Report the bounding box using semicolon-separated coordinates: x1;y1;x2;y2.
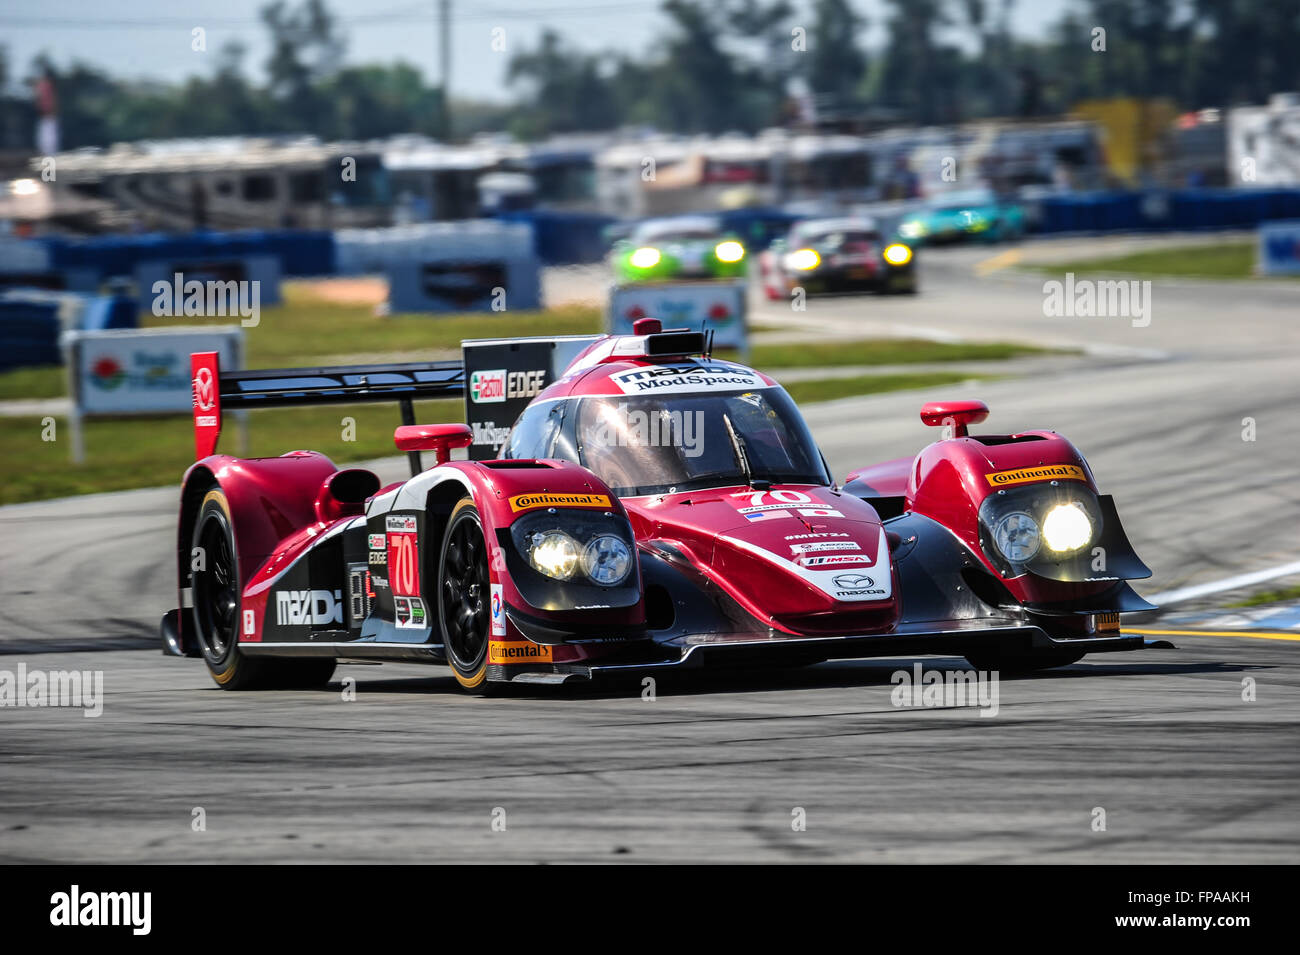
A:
964;648;1085;673
438;497;494;694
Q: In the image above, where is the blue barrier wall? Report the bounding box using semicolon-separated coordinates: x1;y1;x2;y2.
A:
1029;188;1300;234
0;300;62;371
495;210;618;264
43;229;335;280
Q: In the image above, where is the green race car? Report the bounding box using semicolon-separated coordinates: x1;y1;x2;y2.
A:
897;189;1025;245
612;216;747;283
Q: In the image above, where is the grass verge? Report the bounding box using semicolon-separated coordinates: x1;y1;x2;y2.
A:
1024;241;1284;280
1226;583;1300;609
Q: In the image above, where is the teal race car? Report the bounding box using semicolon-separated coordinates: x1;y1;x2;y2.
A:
897;189;1024;245
611;216;747;283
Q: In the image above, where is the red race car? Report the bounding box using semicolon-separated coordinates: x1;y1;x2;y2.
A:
162;320;1158;693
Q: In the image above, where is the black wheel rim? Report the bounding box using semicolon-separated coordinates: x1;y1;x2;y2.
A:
442;512;489;670
195;515;238;660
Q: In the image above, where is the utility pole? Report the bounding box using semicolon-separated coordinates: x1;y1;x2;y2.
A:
439;0;452;140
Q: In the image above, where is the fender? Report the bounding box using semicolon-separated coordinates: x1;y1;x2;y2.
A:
905;405;1148;609
382;458;645;634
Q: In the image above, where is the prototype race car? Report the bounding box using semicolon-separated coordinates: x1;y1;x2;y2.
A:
162;320;1160;694
759;217;917;299
898;188;1025;245
611;215;746;282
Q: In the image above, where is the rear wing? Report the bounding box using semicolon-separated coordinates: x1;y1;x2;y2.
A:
190;351;465;475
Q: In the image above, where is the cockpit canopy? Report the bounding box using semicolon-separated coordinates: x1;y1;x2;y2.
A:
505;384;830;497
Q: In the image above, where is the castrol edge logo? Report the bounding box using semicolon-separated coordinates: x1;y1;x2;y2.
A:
984;464;1086;488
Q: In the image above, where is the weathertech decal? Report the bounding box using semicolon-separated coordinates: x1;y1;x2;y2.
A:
985;464;1087;487
488;640;553;664
508;492;612;512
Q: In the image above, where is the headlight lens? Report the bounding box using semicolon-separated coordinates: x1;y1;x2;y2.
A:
714;240;745;263
883;243;912;266
785;248;820;270
527;531;580;580
582;535;632;585
629;246;661;269
1041;502;1092;553
993;511;1040;562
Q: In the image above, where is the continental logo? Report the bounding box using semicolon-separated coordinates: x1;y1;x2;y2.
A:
984;464;1086;488
488;640;554;665
508;492;612;512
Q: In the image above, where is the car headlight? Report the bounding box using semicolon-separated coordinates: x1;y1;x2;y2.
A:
899;221;925;238
993;511;1040;562
785;248;820;270
714;240;745;263
629;246;661;269
1041;502;1092;553
581;535;632;585
527;531;580;580
883;243;912;266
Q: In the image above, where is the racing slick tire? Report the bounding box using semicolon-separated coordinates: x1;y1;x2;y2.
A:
963;648;1086;673
438;497;497;695
191;486;336;690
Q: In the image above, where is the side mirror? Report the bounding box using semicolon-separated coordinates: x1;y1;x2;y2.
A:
394;423;473;465
919;400;989;438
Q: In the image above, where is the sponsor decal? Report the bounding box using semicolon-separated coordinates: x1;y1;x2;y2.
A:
470;368;546;405
276;589;343;626
386;514;417;532
388;532;419;597
790;541;861;555
394;596;428;629
488;640;554;665
508;492;612;512
797;507;843;518
471;420;511;448
984;464;1086;488
193;365;216;410
738;503;797;514
368;534;386;550
609;363;765;395
831;573;886;599
490;583;506;636
784;531;850;540
800;553;871;567
368;551;387;566
470;369;506;403
195;415;217;427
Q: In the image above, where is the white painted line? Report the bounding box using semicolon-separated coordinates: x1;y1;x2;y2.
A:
1148;559;1300;606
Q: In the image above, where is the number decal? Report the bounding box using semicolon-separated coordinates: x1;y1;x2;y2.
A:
388;533;420;597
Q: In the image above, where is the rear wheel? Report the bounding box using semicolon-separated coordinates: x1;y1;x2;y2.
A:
964;648;1085;673
439;497;494;694
191;486;335;690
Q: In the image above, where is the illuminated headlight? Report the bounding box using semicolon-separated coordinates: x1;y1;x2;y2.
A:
993;511;1040;562
785;248;820;271
527;531;580;580
714;240;745;263
629;246;661;269
581;535;632;585
883;243;912;266
1041;502;1092;553
899;221;925;239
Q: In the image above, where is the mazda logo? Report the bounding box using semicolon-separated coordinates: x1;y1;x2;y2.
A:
832;573;874;588
194;366;216;411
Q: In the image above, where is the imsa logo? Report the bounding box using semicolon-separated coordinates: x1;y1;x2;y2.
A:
276;589;343;626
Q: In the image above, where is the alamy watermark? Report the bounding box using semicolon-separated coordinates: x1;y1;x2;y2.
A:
0;664;103;717
151;273;260;327
891;663;999;717
588;403;705;457
1043;273;1151;327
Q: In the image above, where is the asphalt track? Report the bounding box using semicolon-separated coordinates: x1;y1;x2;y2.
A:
1;238;1297;862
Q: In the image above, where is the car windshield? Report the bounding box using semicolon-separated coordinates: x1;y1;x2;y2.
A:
637;229;718;243
934;191;993;212
573;387;829;496
802;229;880;249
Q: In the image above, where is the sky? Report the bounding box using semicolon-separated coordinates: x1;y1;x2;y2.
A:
0;0;1071;103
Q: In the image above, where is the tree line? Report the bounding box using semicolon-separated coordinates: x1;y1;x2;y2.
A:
1;0;1296;151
